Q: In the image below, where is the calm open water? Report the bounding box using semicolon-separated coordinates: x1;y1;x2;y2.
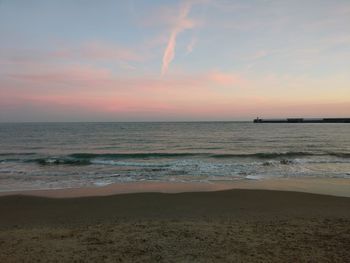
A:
0;122;350;191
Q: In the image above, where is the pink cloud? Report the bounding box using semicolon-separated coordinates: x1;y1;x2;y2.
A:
162;1;196;75
208;70;246;86
8;65;112;87
3;61;349;121
2;76;350;121
6;63;247;95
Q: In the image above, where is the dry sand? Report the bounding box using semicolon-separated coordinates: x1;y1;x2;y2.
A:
0;188;350;262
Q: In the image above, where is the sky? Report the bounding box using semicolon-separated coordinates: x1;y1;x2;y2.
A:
0;0;349;122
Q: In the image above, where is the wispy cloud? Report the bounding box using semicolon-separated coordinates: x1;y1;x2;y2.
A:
161;1;195;75
186;37;197;55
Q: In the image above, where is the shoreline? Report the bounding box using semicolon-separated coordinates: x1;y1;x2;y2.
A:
1;177;349;198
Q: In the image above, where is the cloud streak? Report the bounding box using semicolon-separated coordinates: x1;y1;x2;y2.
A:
161;1;195;75
186;37;197;55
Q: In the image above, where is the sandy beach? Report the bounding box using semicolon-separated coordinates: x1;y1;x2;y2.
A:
1;182;350;262
2;0;350;261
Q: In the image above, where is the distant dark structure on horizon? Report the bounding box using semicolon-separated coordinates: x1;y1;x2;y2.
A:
254;117;350;123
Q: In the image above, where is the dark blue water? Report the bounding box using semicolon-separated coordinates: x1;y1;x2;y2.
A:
0;122;350;191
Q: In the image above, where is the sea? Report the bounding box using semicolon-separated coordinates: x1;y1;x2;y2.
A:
0;122;350;192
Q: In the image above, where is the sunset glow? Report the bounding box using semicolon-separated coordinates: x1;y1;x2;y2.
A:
1;0;349;121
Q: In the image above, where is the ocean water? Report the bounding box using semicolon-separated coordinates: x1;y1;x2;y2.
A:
0;122;350;191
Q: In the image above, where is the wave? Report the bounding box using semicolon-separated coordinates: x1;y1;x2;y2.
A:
90;159;170;167
68;153;201;159
3;151;350;166
0;153;36;156
32;158;91;165
68;151;318;160
328;152;350;158
211;152;315;159
30;153;201;166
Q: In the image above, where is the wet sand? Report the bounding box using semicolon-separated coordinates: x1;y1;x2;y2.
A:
1;177;349;198
1;187;350;262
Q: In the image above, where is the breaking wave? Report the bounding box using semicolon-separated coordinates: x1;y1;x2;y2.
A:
2;151;345;166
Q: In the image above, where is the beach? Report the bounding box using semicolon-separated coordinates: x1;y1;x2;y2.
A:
1;123;350;261
2;0;350;261
1;181;350;262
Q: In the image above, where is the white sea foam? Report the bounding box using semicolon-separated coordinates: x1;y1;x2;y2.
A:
245;175;264;180
90;159;169;167
93;181;113;187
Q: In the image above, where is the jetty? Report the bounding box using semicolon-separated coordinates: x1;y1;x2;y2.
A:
254;118;350;123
